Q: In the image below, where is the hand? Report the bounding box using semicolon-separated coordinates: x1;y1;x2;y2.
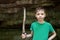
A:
21;33;26;39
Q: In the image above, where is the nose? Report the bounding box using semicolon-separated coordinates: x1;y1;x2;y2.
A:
39;15;42;17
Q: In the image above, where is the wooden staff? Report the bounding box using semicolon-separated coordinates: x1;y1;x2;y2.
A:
22;7;26;34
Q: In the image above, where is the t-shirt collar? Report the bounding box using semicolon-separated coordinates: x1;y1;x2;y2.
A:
37;21;46;24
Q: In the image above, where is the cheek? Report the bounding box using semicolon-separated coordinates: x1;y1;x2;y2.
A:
36;15;45;19
41;15;45;18
35;15;46;19
36;15;40;18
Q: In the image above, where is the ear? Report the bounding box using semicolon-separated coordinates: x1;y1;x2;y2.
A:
44;13;46;18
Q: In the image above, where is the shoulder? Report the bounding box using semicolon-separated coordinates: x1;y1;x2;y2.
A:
45;21;52;26
30;22;37;28
31;21;37;25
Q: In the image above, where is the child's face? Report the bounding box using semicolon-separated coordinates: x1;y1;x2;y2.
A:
35;9;46;20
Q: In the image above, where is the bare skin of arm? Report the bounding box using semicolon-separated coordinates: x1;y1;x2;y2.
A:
48;31;56;40
26;31;33;38
21;31;33;39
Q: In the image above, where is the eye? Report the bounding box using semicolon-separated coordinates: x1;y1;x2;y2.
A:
37;13;40;15
41;13;44;15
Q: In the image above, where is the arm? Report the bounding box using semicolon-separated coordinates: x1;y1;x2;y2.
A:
21;31;33;39
26;31;33;38
48;31;56;40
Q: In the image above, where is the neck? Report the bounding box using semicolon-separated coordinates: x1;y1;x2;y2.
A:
38;19;45;24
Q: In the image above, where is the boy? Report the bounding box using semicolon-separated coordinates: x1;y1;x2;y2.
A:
22;7;56;40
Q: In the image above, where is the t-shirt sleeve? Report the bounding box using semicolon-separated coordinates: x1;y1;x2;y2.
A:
49;24;55;32
30;23;33;31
